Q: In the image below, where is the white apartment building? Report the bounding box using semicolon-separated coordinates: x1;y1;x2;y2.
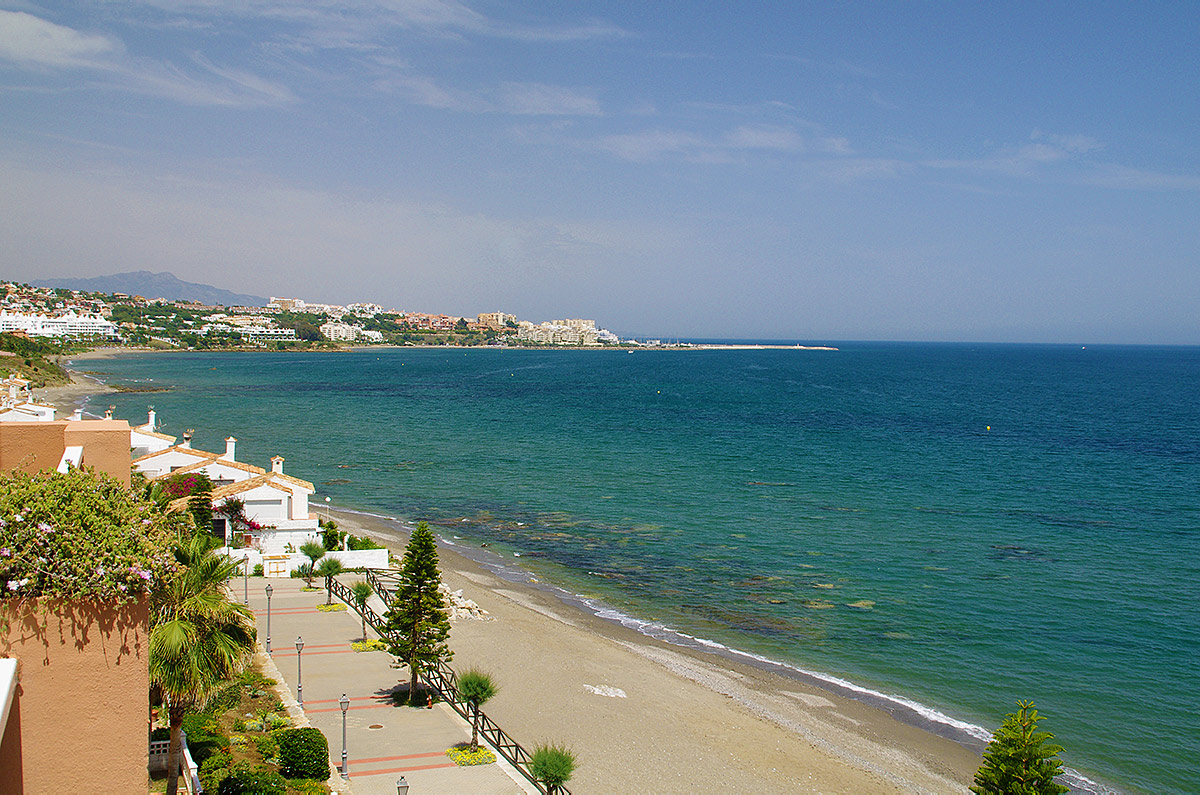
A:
0;311;118;338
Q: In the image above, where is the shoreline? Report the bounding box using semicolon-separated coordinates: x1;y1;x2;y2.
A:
47;351;1119;791
327;505;983;792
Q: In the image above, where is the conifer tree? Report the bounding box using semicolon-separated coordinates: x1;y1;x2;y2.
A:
383;521;452;702
971;700;1068;795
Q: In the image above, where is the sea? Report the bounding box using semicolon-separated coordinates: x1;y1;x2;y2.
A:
77;343;1200;793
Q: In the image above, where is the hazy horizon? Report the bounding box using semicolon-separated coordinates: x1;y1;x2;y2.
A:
2;3;1197;344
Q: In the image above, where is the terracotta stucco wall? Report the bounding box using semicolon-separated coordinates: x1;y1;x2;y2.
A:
0;420;131;484
0;597;149;793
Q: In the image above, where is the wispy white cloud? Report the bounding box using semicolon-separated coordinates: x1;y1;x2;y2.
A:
596;124;817;163
127;0;626;46
0;10;292;106
376;66;601;116
923;131;1200;191
0;10;120;68
498;82;601;116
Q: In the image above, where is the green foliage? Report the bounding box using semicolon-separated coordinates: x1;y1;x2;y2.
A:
971;701;1068;795
0;332;70;385
320;522;344;551
294;562;314;586
0;466;177;601
315;557;344;604
346;534;381;550
180;713;229;763
216;762;287;795
383;522;452;697
198;750;233;793
252;564;264;577
275;727;330;779
528;743;576;790
254;733;278;759
316;603;346;612
456;668;498;751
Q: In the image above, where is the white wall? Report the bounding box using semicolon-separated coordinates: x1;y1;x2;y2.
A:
224;547;389;576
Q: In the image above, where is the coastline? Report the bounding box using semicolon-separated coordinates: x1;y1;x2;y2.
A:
329;506;982;793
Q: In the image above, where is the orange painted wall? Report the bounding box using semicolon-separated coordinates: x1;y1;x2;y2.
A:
0;597;149;793
0;420;131;484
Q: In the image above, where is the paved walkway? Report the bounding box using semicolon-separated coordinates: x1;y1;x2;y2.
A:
247;576;530;795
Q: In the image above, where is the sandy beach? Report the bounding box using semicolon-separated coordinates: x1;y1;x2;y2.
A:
329;507;981;793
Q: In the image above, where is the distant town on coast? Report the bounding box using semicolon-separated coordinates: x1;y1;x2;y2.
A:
0;273;834;354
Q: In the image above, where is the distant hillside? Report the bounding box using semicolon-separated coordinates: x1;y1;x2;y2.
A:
36;271;269;307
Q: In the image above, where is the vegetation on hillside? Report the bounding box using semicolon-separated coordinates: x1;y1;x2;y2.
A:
0;332;73;386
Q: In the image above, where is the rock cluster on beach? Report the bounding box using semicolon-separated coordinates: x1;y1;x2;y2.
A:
439;584;490;621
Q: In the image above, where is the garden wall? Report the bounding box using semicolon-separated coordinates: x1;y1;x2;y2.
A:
0;596;149;792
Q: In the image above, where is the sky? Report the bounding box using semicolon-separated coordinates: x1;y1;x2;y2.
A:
1;2;1197;343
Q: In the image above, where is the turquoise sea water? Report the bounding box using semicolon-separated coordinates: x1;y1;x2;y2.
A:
82;344;1199;793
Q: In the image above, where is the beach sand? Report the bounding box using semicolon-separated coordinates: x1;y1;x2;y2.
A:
329;507;982;793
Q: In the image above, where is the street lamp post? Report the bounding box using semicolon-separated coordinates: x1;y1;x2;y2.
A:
296;636;304;707
339;693;350;779
243;556;249;605
264;584;273;654
325;496;331;523
396;776;408;795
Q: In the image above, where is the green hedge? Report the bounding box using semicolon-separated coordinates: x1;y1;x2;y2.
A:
216;761;286;795
275;727;329;779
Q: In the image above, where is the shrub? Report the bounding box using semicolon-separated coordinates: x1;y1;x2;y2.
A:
252;563;264;576
529;743;576;792
346;534;381;550
275;727;330;779
151;727;171;741
317;603;346;612
217;761;287;795
181;713;228;762
254;733;279;759
199;750;233;793
0;467;177;601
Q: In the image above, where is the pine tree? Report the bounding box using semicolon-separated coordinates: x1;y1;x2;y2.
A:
383;521;452;702
971;700;1068;795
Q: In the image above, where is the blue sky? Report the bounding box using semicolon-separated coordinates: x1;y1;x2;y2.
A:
1;2;1197;342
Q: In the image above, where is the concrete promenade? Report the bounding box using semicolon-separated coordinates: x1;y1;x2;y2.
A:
247;576;530;795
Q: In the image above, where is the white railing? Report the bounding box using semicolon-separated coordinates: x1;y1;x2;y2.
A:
149;730;203;793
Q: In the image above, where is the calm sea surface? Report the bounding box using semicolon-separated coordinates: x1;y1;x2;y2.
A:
82;344;1200;793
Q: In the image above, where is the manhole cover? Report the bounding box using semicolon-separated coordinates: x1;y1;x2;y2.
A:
368;724;384;730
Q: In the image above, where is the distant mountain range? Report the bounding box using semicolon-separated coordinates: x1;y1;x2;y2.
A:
35;271;269;307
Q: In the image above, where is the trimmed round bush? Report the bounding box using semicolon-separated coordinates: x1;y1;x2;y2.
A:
275;726;330;779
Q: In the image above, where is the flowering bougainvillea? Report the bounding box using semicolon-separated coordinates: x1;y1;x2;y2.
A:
157;472;213;500
0;467;180;601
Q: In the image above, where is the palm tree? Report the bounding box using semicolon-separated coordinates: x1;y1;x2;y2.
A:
299;540;326;587
455;668;498;752
350;580;373;640
315;557;345;604
150;536;257;795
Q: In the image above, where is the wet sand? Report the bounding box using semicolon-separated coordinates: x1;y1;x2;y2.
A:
329;507;982;793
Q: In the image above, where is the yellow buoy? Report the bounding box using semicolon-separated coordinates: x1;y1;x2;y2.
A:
987;426;991;431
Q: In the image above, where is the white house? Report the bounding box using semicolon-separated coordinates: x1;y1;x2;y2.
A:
129;408;176;457
0;374;55;422
131;432;218;478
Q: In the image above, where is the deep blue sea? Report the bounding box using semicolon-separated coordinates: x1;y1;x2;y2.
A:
80;343;1200;793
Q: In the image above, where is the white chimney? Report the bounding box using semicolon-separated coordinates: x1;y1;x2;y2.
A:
71;408;83;421
271;456;284;474
181;430;193;449
225;436;237;461
147;407;156;429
